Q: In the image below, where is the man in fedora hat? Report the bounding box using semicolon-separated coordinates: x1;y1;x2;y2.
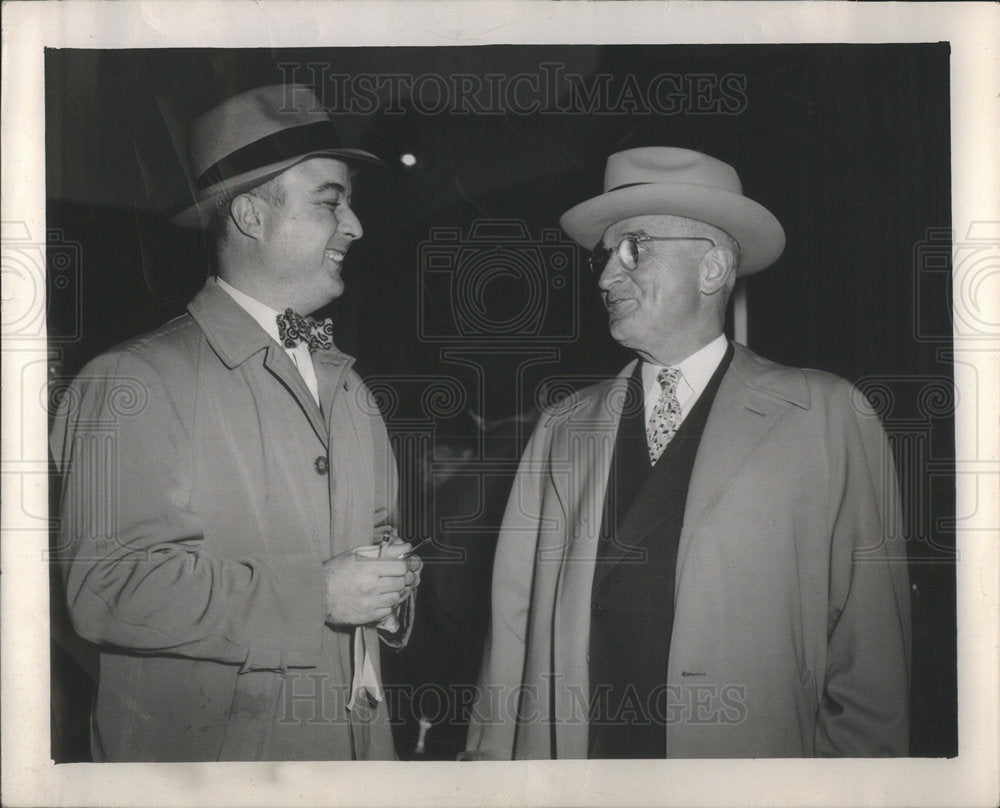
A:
466;147;911;759
51;84;421;761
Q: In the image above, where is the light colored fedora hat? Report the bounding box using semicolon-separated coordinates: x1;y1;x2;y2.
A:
170;84;385;228
559;147;785;275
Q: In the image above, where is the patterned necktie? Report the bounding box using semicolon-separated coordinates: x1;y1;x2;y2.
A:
275;309;334;354
646;367;682;464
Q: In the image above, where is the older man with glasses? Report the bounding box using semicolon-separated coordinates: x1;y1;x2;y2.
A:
466;147;911;760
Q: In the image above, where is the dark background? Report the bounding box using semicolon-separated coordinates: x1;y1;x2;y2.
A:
45;44;955;760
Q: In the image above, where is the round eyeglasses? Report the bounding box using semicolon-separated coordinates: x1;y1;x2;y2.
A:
587;234;719;275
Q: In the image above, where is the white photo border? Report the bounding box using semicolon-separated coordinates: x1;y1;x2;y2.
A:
2;2;997;806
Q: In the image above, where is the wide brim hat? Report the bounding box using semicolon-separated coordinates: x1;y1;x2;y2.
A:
559;147;785;275
170;84;385;228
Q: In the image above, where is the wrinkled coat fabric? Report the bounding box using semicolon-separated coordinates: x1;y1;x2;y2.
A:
467;344;911;759
51;279;399;761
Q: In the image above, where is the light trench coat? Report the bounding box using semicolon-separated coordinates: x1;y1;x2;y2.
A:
467;343;911;759
51;278;400;761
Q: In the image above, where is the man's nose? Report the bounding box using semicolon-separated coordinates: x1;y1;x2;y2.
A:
596;252;626;291
337;204;363;240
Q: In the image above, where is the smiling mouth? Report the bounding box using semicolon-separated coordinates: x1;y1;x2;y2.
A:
325;248;346;263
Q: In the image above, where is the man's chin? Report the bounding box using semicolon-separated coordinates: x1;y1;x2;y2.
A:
301;282;345;315
324;274;346;302
607;316;635;346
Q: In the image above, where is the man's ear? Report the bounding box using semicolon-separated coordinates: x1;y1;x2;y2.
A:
229;194;264;240
700;247;737;297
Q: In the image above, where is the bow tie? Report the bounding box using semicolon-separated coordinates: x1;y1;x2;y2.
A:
275;309;335;354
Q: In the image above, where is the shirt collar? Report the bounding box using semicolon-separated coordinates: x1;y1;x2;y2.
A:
641;334;729;405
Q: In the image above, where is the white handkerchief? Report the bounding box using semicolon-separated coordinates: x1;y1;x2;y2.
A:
347;627;383;711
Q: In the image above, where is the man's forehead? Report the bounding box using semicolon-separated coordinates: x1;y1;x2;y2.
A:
282;156;353;193
603;214;697;241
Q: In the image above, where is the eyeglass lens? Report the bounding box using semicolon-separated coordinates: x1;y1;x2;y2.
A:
588;241;612;275
589;237;639;275
619;236;639;270
589;235;718;275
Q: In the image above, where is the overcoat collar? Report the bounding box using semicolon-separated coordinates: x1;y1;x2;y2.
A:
546;343;810;512
187;278;356;446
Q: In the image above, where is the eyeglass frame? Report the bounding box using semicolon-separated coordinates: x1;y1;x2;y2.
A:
587;233;733;276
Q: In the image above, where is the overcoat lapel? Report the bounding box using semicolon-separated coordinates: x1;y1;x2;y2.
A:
312;349;362;547
312;348;356;430
262;347;330;447
189;278;335;449
310;349;364;710
674;345;808;585
546;364;635;547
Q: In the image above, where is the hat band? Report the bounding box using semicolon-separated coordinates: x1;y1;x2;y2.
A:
195;120;345;191
607;181;651;193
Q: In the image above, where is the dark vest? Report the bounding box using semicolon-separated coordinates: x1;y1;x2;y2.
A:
588;343;733;759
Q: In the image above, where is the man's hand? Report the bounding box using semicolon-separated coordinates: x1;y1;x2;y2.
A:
323;544;422;627
385;534;423;601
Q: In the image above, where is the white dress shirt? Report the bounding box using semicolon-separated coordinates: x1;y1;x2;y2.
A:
215;277;321;406
641;334;728;428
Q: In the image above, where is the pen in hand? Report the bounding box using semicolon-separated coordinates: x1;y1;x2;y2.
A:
377;528;431;558
401;537;432;557
378;528;392;559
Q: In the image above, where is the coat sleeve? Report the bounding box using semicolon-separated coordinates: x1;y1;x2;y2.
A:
50;349;327;672
814;380;912;756
368;393;399;534
464;415;553;760
367;403;413;649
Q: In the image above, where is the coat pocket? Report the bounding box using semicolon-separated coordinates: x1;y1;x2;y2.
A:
217;669;283;761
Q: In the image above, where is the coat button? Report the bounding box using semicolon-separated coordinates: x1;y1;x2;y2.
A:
314;456;329;475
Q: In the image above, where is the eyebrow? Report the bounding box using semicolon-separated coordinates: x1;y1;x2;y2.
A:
312;181;349;198
603;228;647;244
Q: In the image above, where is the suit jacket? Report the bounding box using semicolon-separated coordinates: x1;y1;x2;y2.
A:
466;343;911;758
50;278;400;761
